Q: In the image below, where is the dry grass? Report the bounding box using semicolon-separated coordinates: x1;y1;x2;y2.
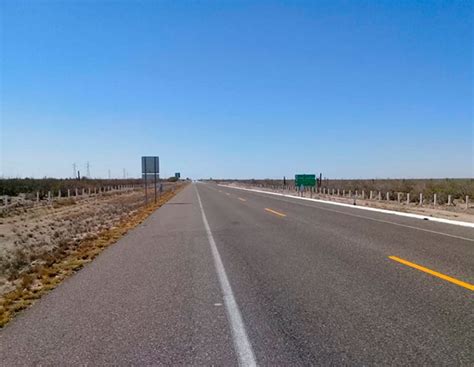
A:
0;185;185;328
0;188;153;287
51;198;76;209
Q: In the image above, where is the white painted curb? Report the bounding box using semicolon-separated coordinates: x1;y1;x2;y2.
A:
218;184;474;229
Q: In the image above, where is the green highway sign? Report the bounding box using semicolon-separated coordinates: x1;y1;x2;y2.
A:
295;174;316;187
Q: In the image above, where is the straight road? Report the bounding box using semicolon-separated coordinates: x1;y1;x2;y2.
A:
1;183;473;365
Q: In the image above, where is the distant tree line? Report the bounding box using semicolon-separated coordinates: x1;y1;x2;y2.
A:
0;178;142;196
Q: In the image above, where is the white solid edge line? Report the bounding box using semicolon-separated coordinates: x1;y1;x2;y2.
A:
218;185;474;229
195;185;257;367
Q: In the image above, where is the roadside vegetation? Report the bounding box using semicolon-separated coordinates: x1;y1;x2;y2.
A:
0;178;142;197
218;178;474;204
0;177;186;198
0;183;185;327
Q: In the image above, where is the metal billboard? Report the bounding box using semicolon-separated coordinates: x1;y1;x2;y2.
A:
142;156;159;176
141;156;159;204
295;174;316;187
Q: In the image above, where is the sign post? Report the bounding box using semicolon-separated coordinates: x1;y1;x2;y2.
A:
142;156;160;204
145;173;148;204
154;159;158;203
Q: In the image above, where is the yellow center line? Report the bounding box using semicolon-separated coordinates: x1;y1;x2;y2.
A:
238;197;247;202
264;208;287;217
389;256;474;291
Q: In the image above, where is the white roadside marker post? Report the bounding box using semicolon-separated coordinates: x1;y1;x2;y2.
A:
406;193;410;205
433;193;437;206
419;193;423;206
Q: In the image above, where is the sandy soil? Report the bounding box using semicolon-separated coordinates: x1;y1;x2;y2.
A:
0;188;170;296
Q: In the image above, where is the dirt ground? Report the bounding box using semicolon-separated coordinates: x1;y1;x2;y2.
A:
0;186;175;297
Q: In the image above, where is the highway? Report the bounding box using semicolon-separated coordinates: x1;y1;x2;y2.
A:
1;182;473;365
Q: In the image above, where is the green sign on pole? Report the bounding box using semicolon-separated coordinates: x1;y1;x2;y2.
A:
295;174;316;187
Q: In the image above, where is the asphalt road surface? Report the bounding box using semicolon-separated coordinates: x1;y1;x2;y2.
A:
1;183;473;365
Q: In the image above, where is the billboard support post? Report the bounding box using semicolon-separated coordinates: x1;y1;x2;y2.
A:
154;159;157;203
145;174;148;204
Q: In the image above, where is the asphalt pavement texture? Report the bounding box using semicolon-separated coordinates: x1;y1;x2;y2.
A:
1;182;473;366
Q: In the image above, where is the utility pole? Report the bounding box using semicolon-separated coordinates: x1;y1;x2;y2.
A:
72;163;77;178
123;168;126;179
108;169;111;179
86;162;90;178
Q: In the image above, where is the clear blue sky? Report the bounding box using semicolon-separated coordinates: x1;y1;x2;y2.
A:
1;1;472;179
